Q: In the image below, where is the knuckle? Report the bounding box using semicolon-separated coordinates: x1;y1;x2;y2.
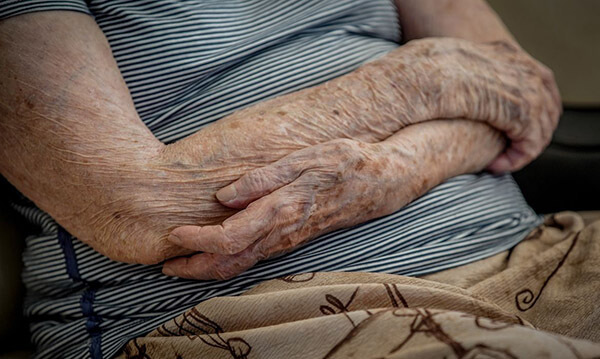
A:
243;163;296;193
505;102;529;139
241;168;268;192
530;75;547;95
330;138;359;152
539;63;555;80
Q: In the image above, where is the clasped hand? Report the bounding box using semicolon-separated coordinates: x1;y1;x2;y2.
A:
163;138;418;280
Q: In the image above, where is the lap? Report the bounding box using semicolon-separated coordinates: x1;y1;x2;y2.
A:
120;211;600;358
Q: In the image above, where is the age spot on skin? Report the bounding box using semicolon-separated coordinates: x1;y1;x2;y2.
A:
354;159;366;171
25;98;35;109
371;163;384;177
332;109;340;116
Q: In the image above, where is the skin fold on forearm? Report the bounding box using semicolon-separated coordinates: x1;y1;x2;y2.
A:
0;10;518;265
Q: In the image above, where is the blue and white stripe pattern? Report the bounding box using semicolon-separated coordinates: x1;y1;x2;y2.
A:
1;1;542;358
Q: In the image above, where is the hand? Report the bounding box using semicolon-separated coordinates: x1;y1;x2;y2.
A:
162;138;409;279
161;120;504;280
402;38;561;172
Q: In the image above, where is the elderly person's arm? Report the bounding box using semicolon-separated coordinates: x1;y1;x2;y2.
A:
162;0;561;279
1;9;558;266
0;12;176;263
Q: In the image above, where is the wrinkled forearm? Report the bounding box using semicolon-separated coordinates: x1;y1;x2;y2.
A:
168;41;453;169
0;11;423;264
377;119;505;208
0;11;425;264
0;12;164;242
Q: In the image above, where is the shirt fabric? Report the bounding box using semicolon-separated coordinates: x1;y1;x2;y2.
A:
0;1;542;358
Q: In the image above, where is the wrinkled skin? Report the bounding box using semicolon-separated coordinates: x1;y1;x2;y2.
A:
50;38;555;266
156;38;561;278
0;12;559;267
408;38;561;172
162;120;505;280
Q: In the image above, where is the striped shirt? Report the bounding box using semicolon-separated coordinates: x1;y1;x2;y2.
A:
1;1;541;358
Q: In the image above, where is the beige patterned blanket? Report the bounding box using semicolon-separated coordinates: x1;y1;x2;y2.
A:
119;212;600;358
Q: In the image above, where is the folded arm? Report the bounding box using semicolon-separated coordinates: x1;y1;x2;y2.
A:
0;7;558;266
164;120;505;280
162;0;562;279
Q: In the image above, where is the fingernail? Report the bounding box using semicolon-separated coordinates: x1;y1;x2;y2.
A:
216;184;237;203
168;233;182;244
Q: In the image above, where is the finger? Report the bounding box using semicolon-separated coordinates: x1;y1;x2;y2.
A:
486;147;525;173
487;138;538;173
538;93;557;148
543;82;562;131
168;198;279;254
486;84;526;140
162;247;259;280
523;87;551;151
216;159;303;209
486;153;512;174
529;76;558;153
170;188;305;255
544;76;562;113
538;110;552;150
164;209;318;281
